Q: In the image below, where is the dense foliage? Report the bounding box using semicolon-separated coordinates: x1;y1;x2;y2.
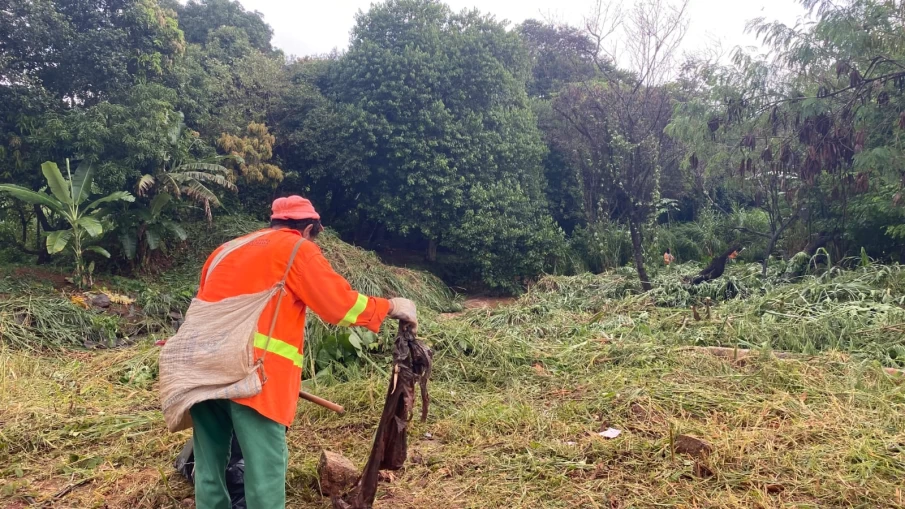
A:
3;0;905;292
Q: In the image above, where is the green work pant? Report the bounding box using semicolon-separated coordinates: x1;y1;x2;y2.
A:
190;399;288;509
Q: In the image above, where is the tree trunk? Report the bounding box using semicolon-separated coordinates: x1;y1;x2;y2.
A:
18;207;28;243
35;216;50;264
33;204;54;264
426;238;438;263
761;208;804;276
628;216;652;291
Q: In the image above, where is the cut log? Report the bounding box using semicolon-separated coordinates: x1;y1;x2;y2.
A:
318;450;358;497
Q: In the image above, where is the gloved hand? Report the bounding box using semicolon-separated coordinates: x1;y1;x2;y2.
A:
388;298;418;329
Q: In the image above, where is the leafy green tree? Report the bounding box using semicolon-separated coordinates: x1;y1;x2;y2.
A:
329;0;554;270
0;0;184;106
444;181;565;292
0;160;134;286
174;0;273;53
273;59;374;227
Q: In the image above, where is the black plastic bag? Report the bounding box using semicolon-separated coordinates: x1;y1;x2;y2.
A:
175;432;247;509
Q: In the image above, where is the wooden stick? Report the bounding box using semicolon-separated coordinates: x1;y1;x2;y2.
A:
299;390;345;414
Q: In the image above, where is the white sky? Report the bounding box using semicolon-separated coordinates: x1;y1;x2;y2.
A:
236;0;809;60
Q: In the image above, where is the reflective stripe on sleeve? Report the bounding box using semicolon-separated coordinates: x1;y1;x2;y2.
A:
254;332;303;368
338;293;368;327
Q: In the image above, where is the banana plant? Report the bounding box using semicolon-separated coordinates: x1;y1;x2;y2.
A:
0;159;134;287
118;192;188;263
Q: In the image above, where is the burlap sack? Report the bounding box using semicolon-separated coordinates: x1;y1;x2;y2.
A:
159;230;304;432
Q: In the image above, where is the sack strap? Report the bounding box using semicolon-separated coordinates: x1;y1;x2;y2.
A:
205;229;276;284
255;237;306;381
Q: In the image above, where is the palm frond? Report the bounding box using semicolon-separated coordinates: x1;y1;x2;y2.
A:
0;185;65;215
71;162;94;205
41;161;72;206
149;192;173;217
137;175;156;197
181;181;222;208
181;172;237;192
85;191;135;212
161;173;181;196
176;162;231;176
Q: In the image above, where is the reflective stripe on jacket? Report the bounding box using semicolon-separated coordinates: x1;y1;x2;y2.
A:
197;228;391;427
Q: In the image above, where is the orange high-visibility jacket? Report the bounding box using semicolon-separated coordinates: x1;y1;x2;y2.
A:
197;228;391;427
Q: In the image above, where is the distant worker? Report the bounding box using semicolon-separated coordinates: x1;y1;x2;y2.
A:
663;249;676;265
189;196;417;509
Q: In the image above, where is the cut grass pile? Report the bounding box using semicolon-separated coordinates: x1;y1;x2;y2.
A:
0;217;459;350
3;262;905;507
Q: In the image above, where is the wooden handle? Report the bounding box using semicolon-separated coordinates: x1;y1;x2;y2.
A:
299;390;345;415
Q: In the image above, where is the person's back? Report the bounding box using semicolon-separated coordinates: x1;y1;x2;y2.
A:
185;196;417;509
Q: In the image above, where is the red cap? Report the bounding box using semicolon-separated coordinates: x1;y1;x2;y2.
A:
271;196;320;221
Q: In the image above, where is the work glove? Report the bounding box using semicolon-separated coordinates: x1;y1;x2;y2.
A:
388;298;418;330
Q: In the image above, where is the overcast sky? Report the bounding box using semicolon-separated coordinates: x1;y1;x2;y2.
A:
235;0;808;60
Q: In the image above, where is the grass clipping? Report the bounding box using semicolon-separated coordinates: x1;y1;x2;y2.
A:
3;261;905;507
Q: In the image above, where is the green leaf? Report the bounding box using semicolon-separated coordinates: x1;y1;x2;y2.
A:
163;221;188;241
78;216;104;237
120;232;138;260
347;331;364;355
85;246;111;258
71;162;94;205
0;184;65;215
85;191;135;211
181;181;222;207
145;229;161;250
42;161;72;205
149;192;172;217
176;162;232;176
46;229;73;254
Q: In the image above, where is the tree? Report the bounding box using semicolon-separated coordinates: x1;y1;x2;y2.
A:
118;193;187;264
329;0;554;271
0;0;184;106
218;122;284;185
0;160;134;287
174;0;273;53
550;0;689;290
669;0;905;271
517;20;599;99
136;157;236;219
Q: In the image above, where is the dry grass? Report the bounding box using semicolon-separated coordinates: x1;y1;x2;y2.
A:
3;299;905;508
3;240;905;507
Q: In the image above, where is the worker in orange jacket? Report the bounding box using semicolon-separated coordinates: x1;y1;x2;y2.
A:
189;196;417;509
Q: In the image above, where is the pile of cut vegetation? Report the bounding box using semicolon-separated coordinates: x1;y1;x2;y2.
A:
527;260;905;367
0;217;459;352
